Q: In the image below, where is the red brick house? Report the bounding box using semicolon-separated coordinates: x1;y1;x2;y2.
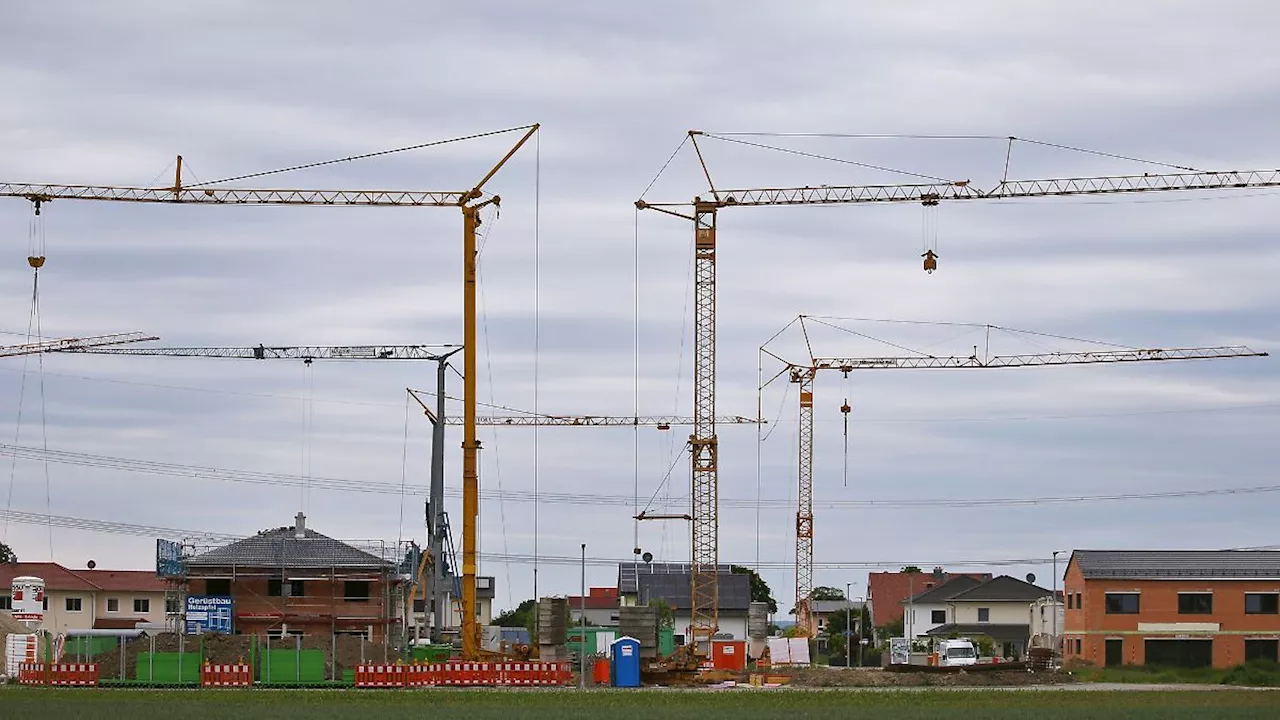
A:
1063;550;1280;668
184;513;400;640
567;587;621;626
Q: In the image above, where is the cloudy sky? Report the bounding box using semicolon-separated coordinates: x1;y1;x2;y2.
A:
2;1;1278;616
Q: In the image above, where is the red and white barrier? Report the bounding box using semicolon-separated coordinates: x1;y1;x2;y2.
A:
17;662;99;686
201;662;253;687
354;663;406;688
357;660;571;688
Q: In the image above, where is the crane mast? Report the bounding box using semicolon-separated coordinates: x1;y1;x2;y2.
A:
3;124;538;660
784;343;1268;634
637;129;1280;649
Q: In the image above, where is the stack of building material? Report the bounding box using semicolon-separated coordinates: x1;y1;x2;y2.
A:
618;606;658;659
537;598;568;661
747;602;769;659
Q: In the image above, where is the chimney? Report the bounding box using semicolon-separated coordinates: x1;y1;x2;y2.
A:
295;512;306;539
932;566;945;580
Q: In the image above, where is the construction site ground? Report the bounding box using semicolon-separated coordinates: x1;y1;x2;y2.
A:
770;665;1075;687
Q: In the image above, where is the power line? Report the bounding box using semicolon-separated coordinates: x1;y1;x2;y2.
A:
0;506;1059;569
2;442;1275;511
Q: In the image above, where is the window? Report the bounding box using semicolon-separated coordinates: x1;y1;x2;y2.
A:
165;597;179;614
1245;593;1280;615
1075;592;1082;609
931;610;947;624
269;579;305;597
1067;594;1074;610
0;595;11;611
345;581;371;602
412;599;426;613
1245;639;1279;663
205;579;231;596
65;597;83;612
107;598;119;613
1145;639;1212;669
1075;638;1083;655
1105;593;1140;614
134;598;151;614
977;608;990;623
1177;593;1213;615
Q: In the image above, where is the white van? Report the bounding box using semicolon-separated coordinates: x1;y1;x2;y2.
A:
937;638;978;667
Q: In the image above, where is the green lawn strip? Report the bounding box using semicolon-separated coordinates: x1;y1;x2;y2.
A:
1;688;1278;720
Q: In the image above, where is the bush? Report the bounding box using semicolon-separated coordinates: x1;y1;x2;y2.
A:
1221;660;1280;688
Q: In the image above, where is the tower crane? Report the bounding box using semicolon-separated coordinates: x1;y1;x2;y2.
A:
2;124;538;659
763;337;1269;636
1;332;157;358
636;129;1280;648
58;343;458;361
406;386;763;641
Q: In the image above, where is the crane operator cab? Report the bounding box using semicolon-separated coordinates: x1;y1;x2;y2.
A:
922;249;938;274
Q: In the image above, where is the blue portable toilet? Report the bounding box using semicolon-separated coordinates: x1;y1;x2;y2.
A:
610;635;642;687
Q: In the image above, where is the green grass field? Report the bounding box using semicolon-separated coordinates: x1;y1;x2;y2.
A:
3;688;1279;719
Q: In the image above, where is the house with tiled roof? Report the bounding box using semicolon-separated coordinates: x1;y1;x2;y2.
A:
911;575;1054;659
0;561;174;633
183;513;400;641
866;568;993;632
617;562;753;643
567;587;621;626
1064;550;1280;669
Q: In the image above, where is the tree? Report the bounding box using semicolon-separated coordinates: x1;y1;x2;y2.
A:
493;598;535;628
730;565;778;614
824;604;868;663
0;542;15;564
810;586;845;601
900;566;922;574
649;599;675;628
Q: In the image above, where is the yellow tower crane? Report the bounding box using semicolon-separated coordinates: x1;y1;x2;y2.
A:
636;130;1280;649
763;332;1268;636
2;124;539;659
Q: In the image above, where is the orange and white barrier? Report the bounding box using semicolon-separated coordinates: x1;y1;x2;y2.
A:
17;662;99;686
359;660;571;688
201;662;252;687
354;663;406;688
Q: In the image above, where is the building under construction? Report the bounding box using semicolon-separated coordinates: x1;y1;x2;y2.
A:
181;513;410;642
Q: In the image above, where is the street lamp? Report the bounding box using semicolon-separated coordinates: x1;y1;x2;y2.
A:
845;582;852;669
580;542;586;689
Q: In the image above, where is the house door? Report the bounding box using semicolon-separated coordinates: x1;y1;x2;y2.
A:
1105;639;1123;667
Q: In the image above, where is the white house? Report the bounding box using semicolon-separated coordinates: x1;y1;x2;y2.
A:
617;562;751;643
906;575;1054;659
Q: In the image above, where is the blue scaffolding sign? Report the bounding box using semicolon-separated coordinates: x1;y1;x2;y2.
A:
186;595;234;634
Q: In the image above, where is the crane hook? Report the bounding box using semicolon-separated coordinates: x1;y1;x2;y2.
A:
922;249;938;274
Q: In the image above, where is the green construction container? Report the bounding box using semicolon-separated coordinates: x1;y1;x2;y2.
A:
659;625;675;657
65;635;119;659
259;648;326;684
410;644;452;663
134;652;201;684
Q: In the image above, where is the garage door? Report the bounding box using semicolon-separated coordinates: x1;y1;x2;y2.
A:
1144;639;1212;668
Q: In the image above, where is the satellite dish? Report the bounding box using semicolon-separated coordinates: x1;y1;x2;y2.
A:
1025;573;1036;584
642;552;654;563
87;560;97;570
